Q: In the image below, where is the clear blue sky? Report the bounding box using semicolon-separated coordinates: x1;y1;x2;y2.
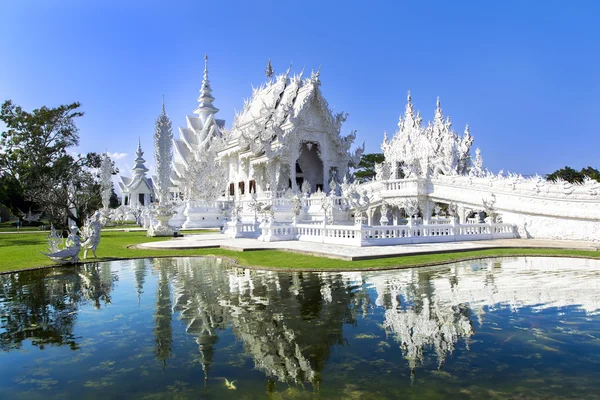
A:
1;0;598;184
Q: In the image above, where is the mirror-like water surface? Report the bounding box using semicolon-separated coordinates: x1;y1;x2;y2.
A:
1;256;600;399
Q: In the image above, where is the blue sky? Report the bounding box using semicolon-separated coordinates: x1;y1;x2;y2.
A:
1;0;598;186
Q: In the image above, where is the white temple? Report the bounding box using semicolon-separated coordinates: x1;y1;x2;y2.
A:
113;57;599;244
118;138;154;208
217;65;363;196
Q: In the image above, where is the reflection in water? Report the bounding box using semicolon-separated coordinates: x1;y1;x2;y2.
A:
0;263;116;351
153;259;173;369
1;256;600;398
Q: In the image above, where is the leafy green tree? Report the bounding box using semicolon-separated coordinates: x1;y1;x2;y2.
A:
581;166;600;182
547;166;599;183
353;153;385;183
0;100;101;229
109;187;121;208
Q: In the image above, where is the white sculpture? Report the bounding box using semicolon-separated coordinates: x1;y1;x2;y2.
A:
43;225;81;264
381;93;476;179
100;153;114;221
149;97;176;236
46;224;62;254
81;211;103;259
20;207;41;223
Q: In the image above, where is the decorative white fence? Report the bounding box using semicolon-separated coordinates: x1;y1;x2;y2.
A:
243;221;517;247
224;221;261;239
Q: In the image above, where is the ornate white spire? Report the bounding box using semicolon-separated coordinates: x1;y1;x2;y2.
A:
403;91;417;128
133;137;149;177
194;54;219;117
435;97;443;122
265;59;274;78
100;153;113;210
154;97;173;202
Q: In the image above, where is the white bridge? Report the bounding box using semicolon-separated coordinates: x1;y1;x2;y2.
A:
221;171;600;246
365;175;600;242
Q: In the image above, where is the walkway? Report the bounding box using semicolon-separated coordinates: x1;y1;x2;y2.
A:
137;234;600;261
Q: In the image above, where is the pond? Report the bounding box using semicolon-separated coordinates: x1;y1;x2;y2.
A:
1;256;600;399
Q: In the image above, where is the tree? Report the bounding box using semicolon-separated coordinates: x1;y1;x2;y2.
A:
109;187;120;208
581;166;600;182
0;100;101;229
546;166;599;183
353;153;385;183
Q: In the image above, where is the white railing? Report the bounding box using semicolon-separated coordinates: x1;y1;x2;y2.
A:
429;217;453;225
383;178;420;192
256;221;517;246
223;221;260;239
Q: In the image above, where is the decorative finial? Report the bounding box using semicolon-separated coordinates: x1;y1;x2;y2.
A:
265;58;274;78
195;53;219;115
316;65;321;78
407;90;412;102
136;136;143;157
203;54;209;81
285;62;292;77
162;94;165;114
436;96;440;108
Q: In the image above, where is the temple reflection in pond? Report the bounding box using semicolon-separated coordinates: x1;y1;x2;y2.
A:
0;262;116;351
145;256;600;386
2;256;600;397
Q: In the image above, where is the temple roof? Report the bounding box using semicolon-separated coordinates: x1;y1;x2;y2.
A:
229;68;323;140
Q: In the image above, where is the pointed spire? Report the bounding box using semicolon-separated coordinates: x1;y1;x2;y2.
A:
194;54;219;117
132;137;149;177
161;94;165;114
265;58;274;78
434;96;444;127
405;91;414;117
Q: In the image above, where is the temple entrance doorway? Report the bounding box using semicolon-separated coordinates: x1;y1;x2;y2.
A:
297;141;323;193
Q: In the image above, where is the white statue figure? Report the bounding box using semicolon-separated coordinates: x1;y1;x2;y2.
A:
46;224;62;253
43;225;81;264
470;148;484;177
375;162;391;181
82;211;103;259
482;194;497;223
20;207;42;223
291;194;303;217
301;181;312;196
402;198;420;220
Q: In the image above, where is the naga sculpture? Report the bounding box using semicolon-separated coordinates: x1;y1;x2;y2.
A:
43;225;81;264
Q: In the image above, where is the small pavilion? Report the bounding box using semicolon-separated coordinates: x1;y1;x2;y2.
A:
119;138;154;207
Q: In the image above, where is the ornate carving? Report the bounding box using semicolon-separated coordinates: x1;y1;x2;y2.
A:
382;93;476;179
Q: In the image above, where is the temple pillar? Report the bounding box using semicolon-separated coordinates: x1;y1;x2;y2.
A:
323;163;330;193
458;205;466;224
290;161;298;192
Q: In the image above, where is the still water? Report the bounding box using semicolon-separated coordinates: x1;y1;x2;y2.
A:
1;256;600;399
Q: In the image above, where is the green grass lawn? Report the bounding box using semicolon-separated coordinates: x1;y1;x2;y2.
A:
0;230;599;273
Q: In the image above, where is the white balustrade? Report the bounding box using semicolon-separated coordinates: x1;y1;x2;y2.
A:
253;220;516;246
